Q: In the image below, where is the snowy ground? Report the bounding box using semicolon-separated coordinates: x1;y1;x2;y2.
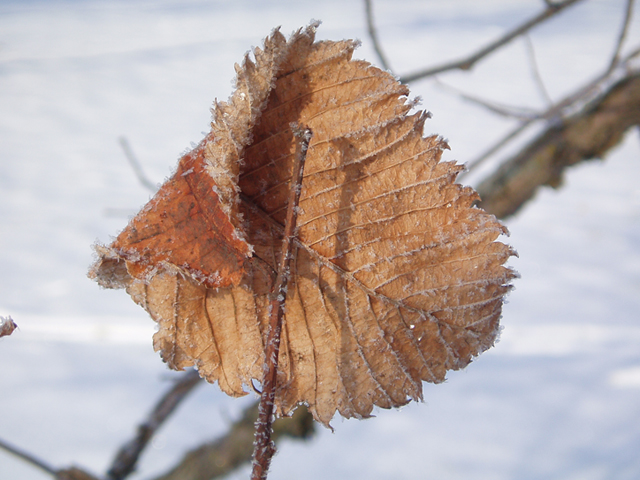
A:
1;1;640;479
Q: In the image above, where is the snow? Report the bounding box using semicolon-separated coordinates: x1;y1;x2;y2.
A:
1;1;640;479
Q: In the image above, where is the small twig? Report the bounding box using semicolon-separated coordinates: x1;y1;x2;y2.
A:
151;401;315;480
458;122;532;182
607;0;634;73
476;72;640;218
364;0;392;72
107;370;202;480
0;437;58;477
400;0;584;83
524;34;553;105
436;37;552;120
460;45;640;180
118;136;157;193
434;78;539;120
250;125;312;480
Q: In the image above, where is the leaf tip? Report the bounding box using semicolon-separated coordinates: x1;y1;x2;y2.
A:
0;315;17;338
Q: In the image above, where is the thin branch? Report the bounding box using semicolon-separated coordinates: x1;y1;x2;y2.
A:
151;401;315;480
107;370;202;480
434;78;539;120
460;99;572;181
476;72;640;219
0;425;100;480
524;34;553;105
0;437;58;477
607;0;634;73
400;0;585;83
251;126;312;480
460;45;640;179
118;136;157;193
458;122;531;182
364;0;392;72
432;35;553;121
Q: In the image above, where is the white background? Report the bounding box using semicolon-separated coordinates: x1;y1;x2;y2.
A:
1;1;640;479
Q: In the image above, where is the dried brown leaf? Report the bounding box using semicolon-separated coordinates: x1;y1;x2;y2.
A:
0;316;17;338
90;24;516;427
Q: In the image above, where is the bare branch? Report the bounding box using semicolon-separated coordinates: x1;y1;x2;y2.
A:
461;45;640;179
118;137;157;193
607;0;635;73
107;370;202;480
524;34;553;105
0;437;101;480
0;437;58;477
251;126;312;480
458;122;532;182
400;0;585;83
434;78;539;120
476;72;640;219
364;0;392;72
151;401;315;480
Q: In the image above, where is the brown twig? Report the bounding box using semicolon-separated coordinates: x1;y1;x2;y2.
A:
364;0;392;72
607;0;635;73
0;437;101;480
431;33;551;121
476;72;640;219
400;0;584;83
107;370;202;480
460;45;640;180
442;34;553;116
524;34;552;105
250;125;312;480
0;437;58;477
151;401;315;480
118;136;157;193
434;78;539;120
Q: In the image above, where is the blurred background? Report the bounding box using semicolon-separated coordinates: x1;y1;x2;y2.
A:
1;1;639;479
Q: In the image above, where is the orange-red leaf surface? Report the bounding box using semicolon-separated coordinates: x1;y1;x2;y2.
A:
0;316;17;338
110;146;251;289
90;24;517;427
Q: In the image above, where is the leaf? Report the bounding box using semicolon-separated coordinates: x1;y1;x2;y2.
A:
90;23;516;427
0;316;17;338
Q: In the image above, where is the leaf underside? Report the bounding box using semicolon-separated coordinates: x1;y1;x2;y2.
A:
91;24;516;427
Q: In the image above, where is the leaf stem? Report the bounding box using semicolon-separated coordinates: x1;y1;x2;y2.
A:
250;125;312;480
